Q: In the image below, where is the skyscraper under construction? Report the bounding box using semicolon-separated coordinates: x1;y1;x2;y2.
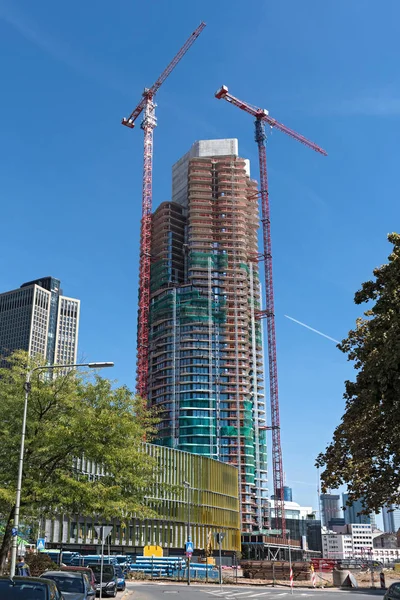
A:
148;139;268;533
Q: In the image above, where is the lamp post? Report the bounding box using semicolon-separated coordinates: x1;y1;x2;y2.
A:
10;361;114;577
183;481;191;586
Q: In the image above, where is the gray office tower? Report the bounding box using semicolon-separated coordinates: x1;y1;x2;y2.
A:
320;493;341;528
0;277;80;365
342;494;375;526
382;505;400;533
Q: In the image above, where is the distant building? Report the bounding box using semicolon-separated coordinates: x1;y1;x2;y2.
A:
307;520;323;553
270;501;321;551
283;486;293;502
323;524;400;564
0;277;80;365
328;517;345;529
383;505;400;533
320;494;341;528
322;523;373;559
272;486;293;502
342;494;373;525
373;533;398;549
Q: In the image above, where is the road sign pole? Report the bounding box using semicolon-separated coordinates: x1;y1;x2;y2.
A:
99;529;104;600
95;525;112;600
219;533;222;586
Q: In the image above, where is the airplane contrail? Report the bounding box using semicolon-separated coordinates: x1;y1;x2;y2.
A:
284;315;340;344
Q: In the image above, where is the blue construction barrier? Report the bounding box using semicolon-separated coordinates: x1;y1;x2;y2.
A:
128;556;218;580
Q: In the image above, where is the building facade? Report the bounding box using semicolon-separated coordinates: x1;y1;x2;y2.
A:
373;533;398;549
382;505;400;533
320;494;341;528
342;494;373;525
148;139;268;534
0;277;80;365
42;444;241;556
322;524;374;559
283;486;293;502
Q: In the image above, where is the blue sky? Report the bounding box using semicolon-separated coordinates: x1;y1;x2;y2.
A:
1;0;398;516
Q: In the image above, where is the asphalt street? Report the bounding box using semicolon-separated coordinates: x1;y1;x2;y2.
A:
124;583;388;600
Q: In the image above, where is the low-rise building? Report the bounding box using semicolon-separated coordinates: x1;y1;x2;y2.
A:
40;444;241;557
322;532;353;559
373;533;398;549
373;548;400;564
322;524;374;559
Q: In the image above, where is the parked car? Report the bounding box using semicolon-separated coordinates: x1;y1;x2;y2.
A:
40;570;94;599
88;564;117;598
0;576;64;599
61;567;96;593
384;582;400;600
114;565;126;591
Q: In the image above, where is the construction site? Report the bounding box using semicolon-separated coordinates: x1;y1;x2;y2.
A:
122;22;327;559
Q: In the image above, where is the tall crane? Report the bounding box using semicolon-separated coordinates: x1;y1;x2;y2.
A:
122;22;206;398
215;85;327;540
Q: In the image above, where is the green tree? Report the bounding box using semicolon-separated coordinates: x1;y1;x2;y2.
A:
0;351;159;572
316;233;400;513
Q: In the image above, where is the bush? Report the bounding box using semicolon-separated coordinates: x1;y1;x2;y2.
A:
25;553;59;577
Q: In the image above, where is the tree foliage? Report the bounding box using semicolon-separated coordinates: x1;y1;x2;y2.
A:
316;233;400;513
0;351;159;571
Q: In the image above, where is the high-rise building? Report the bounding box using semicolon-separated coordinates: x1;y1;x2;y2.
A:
320;493;341;528
342;494;373;525
0;277;80;365
382;505;400;533
272;485;293;502
148;139;268;533
283;486;293;502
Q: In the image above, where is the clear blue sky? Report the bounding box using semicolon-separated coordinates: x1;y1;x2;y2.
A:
1;0;398;515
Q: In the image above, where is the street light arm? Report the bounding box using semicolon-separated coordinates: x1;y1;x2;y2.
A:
29;361;114;376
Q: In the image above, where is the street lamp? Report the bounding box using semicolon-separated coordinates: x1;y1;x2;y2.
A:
10;360;114;577
183;481;191;586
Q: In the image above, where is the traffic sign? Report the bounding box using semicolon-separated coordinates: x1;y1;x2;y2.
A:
185;541;194;556
11;528;18;537
94;525;113;541
36;538;46;551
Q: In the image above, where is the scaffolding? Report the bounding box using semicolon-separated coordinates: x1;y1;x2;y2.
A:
148;152;269;533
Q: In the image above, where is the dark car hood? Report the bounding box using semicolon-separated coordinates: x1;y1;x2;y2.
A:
61;593;85;600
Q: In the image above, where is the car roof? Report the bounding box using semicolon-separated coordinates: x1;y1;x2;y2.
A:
61;566;93;572
0;576;51;585
42;570;83;577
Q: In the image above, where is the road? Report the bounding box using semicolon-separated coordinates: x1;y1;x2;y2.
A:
123;583;387;600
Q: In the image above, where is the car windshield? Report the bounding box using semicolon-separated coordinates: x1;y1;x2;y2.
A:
115;566;123;577
44;574;84;593
0;580;46;599
390;584;400;596
89;565;114;582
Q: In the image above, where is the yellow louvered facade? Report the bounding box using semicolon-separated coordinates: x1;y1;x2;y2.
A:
41;444;241;554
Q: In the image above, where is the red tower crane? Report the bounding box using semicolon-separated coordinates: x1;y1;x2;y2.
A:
122;23;206;398
215;85;327;540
